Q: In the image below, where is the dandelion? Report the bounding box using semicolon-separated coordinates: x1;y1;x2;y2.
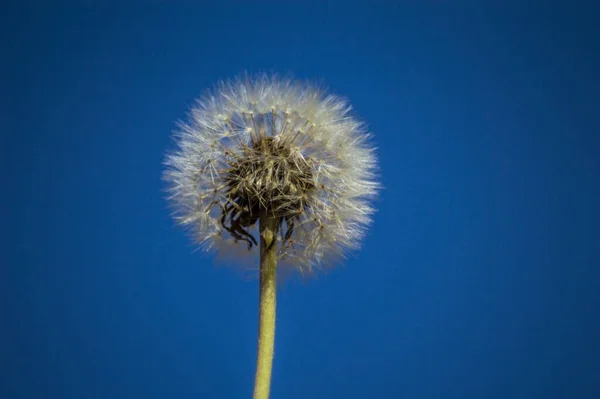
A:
164;75;379;399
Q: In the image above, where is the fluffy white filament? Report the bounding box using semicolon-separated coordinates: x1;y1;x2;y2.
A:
164;75;379;274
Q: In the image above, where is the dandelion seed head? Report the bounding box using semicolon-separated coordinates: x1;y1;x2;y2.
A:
164;75;379;274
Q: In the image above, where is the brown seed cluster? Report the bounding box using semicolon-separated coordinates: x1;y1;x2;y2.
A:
220;136;316;249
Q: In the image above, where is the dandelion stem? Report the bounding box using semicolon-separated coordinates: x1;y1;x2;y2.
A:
253;212;278;399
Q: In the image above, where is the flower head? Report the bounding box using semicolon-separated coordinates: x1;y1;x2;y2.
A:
164;75;379;274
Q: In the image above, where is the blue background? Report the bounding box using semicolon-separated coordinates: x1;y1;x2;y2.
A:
3;1;599;398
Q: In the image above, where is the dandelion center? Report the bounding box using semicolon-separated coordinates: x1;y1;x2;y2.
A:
220;135;316;249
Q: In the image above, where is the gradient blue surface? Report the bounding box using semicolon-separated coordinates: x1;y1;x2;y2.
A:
3;2;599;398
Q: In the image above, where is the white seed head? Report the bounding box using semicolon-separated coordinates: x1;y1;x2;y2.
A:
164;75;379;275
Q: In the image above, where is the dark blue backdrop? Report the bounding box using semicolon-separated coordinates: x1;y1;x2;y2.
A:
3;2;599;398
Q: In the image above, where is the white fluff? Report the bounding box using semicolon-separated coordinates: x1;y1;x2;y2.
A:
164;75;379;275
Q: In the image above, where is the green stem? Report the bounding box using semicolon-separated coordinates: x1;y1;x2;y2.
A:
253;212;278;399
